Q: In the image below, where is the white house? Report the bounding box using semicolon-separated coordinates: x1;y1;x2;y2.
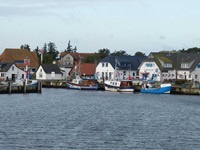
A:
95;56;147;81
36;64;64;80
59;64;73;79
0;62;26;81
138;52;200;82
139;60;162;81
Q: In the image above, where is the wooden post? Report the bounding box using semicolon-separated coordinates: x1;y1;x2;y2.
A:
38;80;42;93
23;81;26;94
8;81;11;94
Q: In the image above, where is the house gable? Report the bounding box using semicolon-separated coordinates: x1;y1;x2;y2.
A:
0;48;39;69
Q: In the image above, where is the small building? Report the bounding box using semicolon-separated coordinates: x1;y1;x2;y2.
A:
36;64;64;80
0;62;26;81
0;48;39;74
60;52;95;66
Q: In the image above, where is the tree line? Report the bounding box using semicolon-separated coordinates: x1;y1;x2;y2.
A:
20;41;200;64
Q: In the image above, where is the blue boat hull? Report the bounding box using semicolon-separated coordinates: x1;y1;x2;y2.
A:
140;86;171;94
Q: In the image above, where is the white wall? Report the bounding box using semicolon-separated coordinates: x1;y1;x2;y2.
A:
139;61;161;81
193;63;200;82
5;64;26;80
36;66;46;80
36;66;64;80
96;62;114;80
61;54;74;66
60;67;71;79
95;62;137;80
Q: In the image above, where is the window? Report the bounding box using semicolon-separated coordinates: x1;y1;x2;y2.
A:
195;75;198;79
39;73;42;78
181;63;189;68
106;63;108;67
198;63;200;68
1;73;4;77
146;63;153;67
109;72;112;79
164;63;172;68
102;63;104;67
102;72;104;79
132;73;135;76
40;69;42;72
12;66;14;71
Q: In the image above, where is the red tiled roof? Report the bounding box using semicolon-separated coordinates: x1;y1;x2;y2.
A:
69;63;96;76
0;48;39;68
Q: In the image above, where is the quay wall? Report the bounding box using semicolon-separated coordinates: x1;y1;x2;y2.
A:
41;80;200;95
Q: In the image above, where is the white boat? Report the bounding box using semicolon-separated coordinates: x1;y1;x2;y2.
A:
104;80;134;92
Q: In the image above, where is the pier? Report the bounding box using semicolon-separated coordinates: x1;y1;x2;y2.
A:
0;80;42;94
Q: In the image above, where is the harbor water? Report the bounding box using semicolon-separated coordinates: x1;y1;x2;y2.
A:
0;89;200;149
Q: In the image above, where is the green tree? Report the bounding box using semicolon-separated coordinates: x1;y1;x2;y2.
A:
43;43;47;53
84;53;100;63
111;50;130;56
98;48;110;59
43;53;53;64
47;42;59;60
65;41;77;52
42;42;59;63
33;46;40;63
180;47;200;53
134;51;146;56
20;44;31;51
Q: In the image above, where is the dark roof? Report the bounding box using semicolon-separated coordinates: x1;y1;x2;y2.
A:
0;62;15;72
148;52;200;71
41;64;62;74
100;55;147;70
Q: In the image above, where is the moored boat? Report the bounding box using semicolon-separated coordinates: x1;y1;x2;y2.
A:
66;77;98;90
104;80;134;92
140;83;172;94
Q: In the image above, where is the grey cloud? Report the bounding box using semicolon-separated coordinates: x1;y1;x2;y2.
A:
0;0;139;17
159;35;166;40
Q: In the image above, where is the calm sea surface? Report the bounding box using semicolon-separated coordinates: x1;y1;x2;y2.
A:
0;89;200;150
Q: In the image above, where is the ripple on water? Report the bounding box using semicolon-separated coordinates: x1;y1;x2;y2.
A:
0;89;200;149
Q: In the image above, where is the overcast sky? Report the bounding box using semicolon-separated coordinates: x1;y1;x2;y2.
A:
0;0;200;55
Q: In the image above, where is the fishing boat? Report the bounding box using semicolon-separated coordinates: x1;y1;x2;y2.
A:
140;83;172;94
104;80;134;92
66;77;99;90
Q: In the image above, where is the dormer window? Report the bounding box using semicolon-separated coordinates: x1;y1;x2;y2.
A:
163;63;172;68
181;63;189;68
